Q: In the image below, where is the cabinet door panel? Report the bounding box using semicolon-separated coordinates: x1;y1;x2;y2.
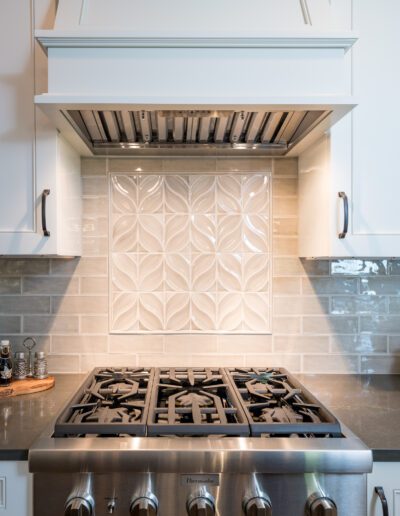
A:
0;0;35;233
368;463;400;516
352;0;400;236
306;0;351;30
57;0;351;32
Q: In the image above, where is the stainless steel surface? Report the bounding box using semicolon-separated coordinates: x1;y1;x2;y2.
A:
130;491;158;516
33;471;367;516
243;491;272;516
306;493;337;516
22;336;36;377
29;368;373;516
29;429;372;474
13;352;28;380
187;487;215;516
63;108;329;155
33;351;48;379
64;473;94;516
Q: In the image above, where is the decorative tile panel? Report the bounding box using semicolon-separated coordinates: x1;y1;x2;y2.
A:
110;173;272;333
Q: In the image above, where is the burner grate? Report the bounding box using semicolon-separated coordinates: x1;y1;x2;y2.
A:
147;367;250;436
54;367;154;437
226;367;342;437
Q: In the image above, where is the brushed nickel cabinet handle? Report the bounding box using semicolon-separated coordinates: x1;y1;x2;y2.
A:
374;486;389;516
41;189;50;237
338;191;348;239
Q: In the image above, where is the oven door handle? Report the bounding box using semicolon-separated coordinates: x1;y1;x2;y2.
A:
374;486;389;516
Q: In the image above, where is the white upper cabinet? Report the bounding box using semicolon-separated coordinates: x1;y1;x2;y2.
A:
53;0;352;33
299;0;400;257
0;0;81;256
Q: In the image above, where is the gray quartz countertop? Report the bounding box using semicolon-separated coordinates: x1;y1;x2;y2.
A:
0;373;399;461
0;374;86;460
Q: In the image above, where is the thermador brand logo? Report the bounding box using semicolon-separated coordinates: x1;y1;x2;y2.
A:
181;474;220;486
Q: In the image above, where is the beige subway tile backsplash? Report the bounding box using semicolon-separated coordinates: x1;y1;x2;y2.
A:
0;157;399;374
273;158;298;176
81;158;107;176
80;315;109;334
52;335;108;354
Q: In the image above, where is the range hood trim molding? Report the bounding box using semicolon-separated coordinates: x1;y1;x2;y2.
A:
35;29;358;53
35;95;357;110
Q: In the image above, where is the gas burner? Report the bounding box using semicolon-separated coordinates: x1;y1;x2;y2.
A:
227;367;342;436
147;367;249;436
54;367;154;437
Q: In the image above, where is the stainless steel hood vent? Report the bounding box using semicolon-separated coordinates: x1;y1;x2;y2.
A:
64;108;329;156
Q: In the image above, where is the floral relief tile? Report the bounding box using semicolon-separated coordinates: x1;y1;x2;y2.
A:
139;292;164;331
138;175;164;213
110;172;271;333
112;214;137;252
192;254;216;292
243;254;269;291
217;292;242;331
217;215;242;252
165;214;190;252
112;253;137;292
165;293;190;330
165;254;190;291
165;175;189;213
138;254;163;291
217;253;242;291
111;175;137;213
111;292;138;331
242;293;270;331
242;174;270;213
191;214;217;252
191;293;217;330
243;214;269;252
190;175;215;213
138;215;164;252
216;175;241;212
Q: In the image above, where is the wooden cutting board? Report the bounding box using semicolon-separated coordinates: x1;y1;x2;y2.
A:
0;376;55;399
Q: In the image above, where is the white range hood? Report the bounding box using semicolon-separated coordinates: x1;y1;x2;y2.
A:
35;0;357;157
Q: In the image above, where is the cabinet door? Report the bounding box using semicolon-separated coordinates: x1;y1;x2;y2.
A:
0;461;32;516
0;0;57;254
0;0;81;256
0;0;35;234
56;0;351;32
306;0;351;30
346;0;400;255
368;462;400;516
299;0;400;257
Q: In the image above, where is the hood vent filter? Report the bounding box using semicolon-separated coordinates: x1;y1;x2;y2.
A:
65;108;329;155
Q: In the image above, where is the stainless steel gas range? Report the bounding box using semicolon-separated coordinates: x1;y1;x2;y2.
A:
29;367;372;516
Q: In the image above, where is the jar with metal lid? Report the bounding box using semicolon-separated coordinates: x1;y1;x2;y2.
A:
33;351;48;379
13;352;28;380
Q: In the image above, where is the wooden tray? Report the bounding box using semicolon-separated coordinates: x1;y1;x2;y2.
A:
0;376;55;398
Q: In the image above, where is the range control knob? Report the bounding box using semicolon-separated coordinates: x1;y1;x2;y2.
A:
306;495;337;516
243;495;272;516
64;474;94;516
64;497;93;516
187;490;215;516
130;494;158;516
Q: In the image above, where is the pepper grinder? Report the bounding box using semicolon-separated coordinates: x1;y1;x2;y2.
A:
23;337;37;377
33;351;48;379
